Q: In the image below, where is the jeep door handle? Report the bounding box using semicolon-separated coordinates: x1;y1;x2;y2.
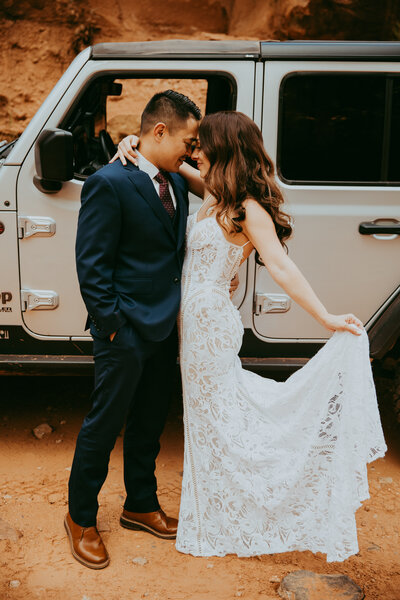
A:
359;219;400;235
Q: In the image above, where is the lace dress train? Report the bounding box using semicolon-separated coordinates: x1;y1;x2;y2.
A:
175;213;387;563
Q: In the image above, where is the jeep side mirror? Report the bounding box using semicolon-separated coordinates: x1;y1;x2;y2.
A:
34;128;74;193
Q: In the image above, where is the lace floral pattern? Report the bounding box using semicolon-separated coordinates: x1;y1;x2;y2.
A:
175;213;387;562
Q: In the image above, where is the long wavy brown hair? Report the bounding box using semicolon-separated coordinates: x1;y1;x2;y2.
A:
199;111;292;250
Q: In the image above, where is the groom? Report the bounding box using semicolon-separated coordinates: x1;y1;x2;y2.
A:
65;90;202;569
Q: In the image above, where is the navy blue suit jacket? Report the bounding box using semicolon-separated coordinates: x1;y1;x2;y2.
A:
75;160;189;342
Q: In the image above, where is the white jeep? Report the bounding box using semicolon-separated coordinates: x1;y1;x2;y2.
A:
0;40;399;374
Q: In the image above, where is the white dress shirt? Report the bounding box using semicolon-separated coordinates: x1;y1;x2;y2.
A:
136;150;177;209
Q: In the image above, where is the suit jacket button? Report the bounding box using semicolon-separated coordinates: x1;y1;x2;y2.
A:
173;277;180;284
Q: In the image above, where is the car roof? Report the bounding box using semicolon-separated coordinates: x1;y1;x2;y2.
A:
91;40;400;61
91;40;260;60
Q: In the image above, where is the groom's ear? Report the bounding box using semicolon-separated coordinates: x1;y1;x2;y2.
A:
153;122;167;143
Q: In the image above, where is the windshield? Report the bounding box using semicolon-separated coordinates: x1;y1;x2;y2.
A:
0;138;19;159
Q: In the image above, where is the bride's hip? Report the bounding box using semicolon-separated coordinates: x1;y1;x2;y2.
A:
180;285;238;316
181;296;242;328
179;301;243;359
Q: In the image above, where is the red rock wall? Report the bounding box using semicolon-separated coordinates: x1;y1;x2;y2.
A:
0;0;399;141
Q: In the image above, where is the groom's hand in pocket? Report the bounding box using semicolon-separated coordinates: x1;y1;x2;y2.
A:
110;331;117;342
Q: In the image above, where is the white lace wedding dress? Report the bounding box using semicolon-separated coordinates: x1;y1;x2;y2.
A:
175;211;387;563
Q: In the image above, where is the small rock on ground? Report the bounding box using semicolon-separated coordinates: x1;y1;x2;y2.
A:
97;519;111;532
9;580;21;588
132;557;148;566
278;570;364;600
32;423;53;439
367;543;381;551
47;492;63;504
379;477;393;484
0;518;22;541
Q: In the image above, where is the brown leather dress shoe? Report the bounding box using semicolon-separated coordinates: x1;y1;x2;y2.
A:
120;508;178;539
64;512;110;569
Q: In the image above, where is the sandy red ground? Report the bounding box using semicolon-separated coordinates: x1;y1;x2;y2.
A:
0;371;399;600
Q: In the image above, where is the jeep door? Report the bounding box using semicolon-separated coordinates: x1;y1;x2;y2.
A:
16;45;256;339
251;56;400;343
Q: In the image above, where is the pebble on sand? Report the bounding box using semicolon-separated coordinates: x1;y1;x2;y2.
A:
278;570;364;600
132;557;148;566
32;423;53;439
367;542;381;551
97;519;111;532
0;518;22;541
9;580;21;588
47;492;63;504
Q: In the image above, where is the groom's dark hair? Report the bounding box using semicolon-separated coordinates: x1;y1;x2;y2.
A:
140;90;202;134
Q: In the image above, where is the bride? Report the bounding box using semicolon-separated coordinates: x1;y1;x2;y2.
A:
115;110;386;562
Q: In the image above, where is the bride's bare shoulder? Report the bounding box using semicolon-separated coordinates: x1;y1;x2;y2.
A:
242;198;274;225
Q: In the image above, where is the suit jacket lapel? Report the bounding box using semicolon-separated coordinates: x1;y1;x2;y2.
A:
126;168;176;242
170;173;188;250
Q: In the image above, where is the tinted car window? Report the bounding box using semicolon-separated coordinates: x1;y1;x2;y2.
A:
388;78;400;182
278;73;399;185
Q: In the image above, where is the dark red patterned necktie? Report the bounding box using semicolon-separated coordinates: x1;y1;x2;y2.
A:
154;171;175;219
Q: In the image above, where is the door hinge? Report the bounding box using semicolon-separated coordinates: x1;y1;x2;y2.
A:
18;216;56;239
254;292;291;316
21;289;59;312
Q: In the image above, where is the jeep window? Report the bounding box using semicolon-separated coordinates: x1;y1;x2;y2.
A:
62;74;235;179
277;73;400;186
388;78;400;182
